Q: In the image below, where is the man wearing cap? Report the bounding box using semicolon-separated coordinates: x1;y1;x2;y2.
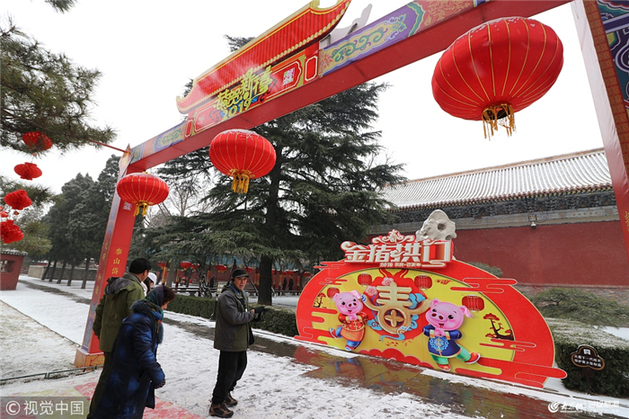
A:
209;269;265;418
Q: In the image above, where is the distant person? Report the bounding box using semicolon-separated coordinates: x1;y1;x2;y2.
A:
92;285;176;419
282;277;287;290
143;272;157;293
88;258;151;418
210;269;265;418
288;278;293;291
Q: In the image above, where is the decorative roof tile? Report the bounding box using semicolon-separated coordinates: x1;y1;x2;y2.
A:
383;149;611;209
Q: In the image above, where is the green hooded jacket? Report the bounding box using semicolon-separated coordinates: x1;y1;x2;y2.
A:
93;272;145;352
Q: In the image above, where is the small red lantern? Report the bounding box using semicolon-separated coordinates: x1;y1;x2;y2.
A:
432;17;563;139
14;162;43;180
157;261;168;268
22;131;53;152
1;219;24;244
180;261;193;269
357;273;372;287
303;272;311;278
4;189;33;211
215;264;228;273
414;275;432;290
326;287;340;298
462;295;485;312
116;172;169;216
209;129;276;193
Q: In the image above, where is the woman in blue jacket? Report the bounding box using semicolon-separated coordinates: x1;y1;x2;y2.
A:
93;285;175;419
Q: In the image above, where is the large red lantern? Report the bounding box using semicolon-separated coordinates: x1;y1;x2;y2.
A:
209;129;276;194
116;172;169;216
180;261;193;269
14;162;42;180
432;17;563;138
22;131;53;152
1;219;24;244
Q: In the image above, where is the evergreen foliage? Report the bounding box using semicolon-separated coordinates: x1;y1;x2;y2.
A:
532;288;629;327
146;37;404;305
0;21;114;153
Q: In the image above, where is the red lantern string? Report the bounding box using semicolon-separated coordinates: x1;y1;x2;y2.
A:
14;162;43;180
22;131;53;152
4;189;33;211
1;219;24;244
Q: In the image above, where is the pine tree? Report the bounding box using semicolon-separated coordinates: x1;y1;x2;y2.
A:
0;21;114;153
146;37;404;304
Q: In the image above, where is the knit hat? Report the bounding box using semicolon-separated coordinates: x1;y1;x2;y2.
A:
231;268;249;280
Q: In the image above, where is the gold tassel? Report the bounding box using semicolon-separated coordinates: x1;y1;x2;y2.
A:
231;172;251;194
482;103;515;140
135;202;149;217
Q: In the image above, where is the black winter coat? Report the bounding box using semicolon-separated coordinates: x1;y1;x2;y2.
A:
92;300;165;419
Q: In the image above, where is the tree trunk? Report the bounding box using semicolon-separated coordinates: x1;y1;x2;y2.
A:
67;265;75;286
81;258;89;289
258;256;273;306
166;260;178;288
57;261;67;284
42;260;52;281
48;260;58;282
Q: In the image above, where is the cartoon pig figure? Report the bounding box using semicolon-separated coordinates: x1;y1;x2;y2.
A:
329;290;368;351
422;299;480;371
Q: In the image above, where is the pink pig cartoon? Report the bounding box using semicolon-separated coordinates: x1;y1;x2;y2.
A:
329;290;368;351
422;299;480;371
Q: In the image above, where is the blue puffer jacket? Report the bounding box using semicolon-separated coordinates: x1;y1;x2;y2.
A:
93;300;165;419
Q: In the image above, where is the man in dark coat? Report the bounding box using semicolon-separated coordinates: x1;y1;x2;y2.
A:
88;258;150;418
210;269;265;418
92;285;176;419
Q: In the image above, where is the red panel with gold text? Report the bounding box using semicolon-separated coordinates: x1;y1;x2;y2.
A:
295;230;566;388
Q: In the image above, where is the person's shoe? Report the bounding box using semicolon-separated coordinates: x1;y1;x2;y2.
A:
465;352;481;364
225;392;238;407
209;402;234;418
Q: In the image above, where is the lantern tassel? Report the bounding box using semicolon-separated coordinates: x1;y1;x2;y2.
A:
231;172;251;194
135;202;149;217
482;103;515;140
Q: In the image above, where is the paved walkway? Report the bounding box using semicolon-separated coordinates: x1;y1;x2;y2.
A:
1;276;627;419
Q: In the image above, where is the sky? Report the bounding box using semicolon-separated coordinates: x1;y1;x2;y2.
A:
2;276;628;418
1;0;604;195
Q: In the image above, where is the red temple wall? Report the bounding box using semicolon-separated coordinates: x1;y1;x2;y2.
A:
452;221;629;286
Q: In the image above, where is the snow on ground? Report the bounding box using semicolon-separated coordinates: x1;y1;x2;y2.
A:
1;276;628;419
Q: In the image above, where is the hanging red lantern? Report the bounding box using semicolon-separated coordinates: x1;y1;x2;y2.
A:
414;275;432;290
209;129;276;194
326;287;340;298
462;295;485;312
157;261;168;268
1;219;24;244
215;264;228;273
303;271;311;278
22;131;53;152
357;273;372;287
180;261;193;269
432;17;564;139
14;162;43;181
116;172;169;216
4;189;32;211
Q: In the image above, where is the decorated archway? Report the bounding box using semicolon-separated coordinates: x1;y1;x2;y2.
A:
76;0;629;379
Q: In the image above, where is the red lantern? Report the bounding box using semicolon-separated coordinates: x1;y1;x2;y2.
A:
157;261;168;268
4;190;32;211
326;287;340;298
209;129;276;193
357;273;372;287
14;162;43;180
116;172;169;216
215;264;228;273
180;261;192;269
462;295;485;312
192;263;200;270
1;219;24;244
303;272;311;278
432;17;563;139
414;275;432;290
22;131;52;152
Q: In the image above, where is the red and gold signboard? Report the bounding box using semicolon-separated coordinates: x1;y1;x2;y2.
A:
296;229;566;388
